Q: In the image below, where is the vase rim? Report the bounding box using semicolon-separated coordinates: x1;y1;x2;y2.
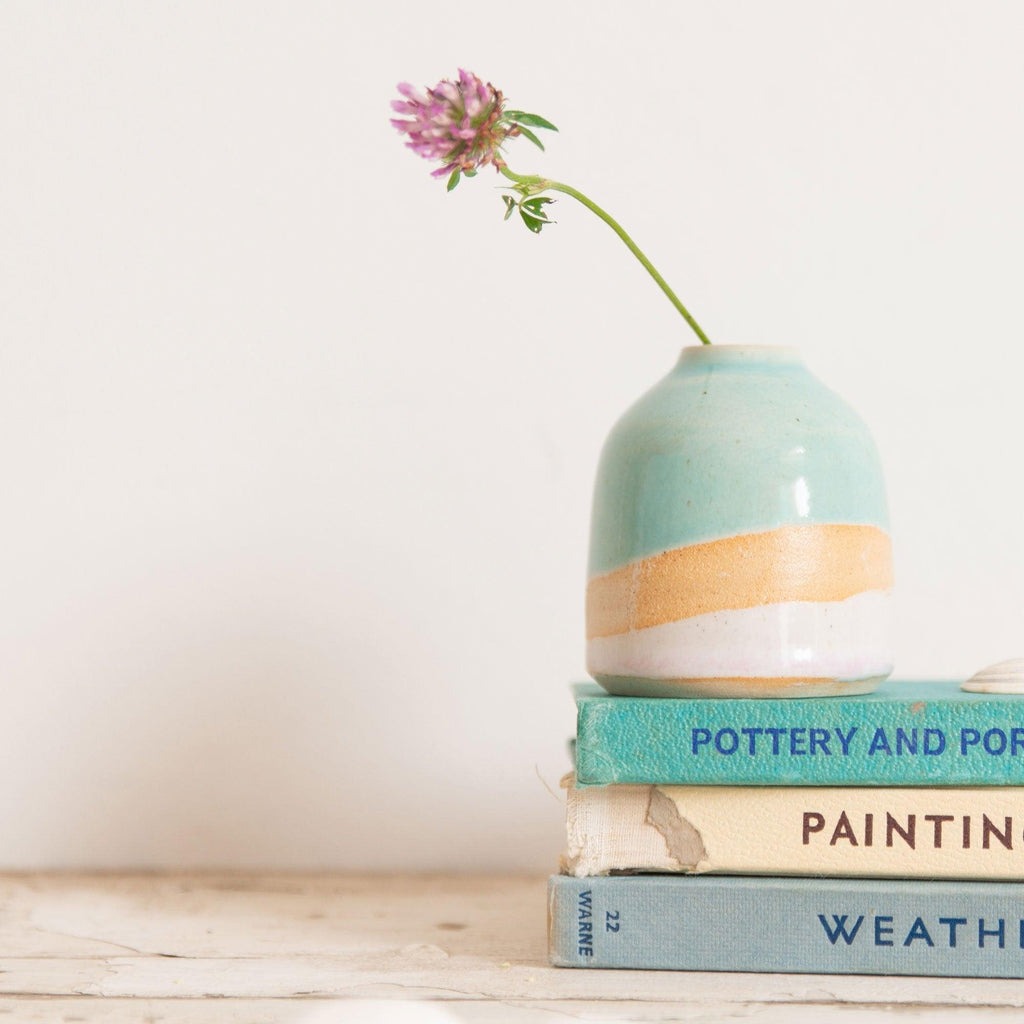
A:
678;344;802;365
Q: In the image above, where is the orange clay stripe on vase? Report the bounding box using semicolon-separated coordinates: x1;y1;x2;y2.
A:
585;523;893;639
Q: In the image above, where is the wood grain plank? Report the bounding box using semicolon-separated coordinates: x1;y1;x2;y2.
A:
0;999;1021;1023
0;875;1021;1013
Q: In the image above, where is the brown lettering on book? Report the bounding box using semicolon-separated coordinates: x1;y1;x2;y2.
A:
886;813;916;849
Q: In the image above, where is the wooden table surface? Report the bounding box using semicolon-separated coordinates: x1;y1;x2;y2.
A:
0;874;1021;1022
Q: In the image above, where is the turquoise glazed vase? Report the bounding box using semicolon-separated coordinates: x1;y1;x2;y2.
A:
586;345;893;698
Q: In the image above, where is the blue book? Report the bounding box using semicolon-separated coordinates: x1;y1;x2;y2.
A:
549;874;1024;976
574;680;1024;787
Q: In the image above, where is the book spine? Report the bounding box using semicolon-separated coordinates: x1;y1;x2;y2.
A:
575;692;1024;786
562;780;1024;880
549;874;1024;976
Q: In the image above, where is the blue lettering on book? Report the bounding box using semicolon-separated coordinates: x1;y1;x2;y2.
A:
790;727;807;755
819;914;1024;949
868;728;892;755
904;918;934;946
980;919;1005;948
714;728;738;754
961;728;1024;756
691;726;859;756
867;728;946;756
685;724;1024;760
818;914;864;945
896;729;918;755
577;890;594;957
835;727;858;755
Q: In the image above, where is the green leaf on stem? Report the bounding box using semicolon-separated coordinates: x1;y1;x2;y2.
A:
446;169;461;191
521;197;554;218
519;209;547;233
501;195;517;221
515;125;546;151
505;111;559;132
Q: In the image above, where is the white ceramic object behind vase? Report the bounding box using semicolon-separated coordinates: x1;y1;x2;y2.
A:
962;659;1024;694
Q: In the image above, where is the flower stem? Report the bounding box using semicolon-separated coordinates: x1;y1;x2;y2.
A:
500;167;711;345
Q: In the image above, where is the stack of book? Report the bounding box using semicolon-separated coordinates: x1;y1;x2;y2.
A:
549;680;1024;977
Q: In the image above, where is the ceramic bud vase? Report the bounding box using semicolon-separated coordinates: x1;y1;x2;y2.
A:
585;345;893;698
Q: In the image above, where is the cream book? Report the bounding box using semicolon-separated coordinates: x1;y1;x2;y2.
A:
561;774;1024;880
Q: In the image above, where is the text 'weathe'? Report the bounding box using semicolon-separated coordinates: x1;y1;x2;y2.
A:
818;914;1024;950
689;726;1024;757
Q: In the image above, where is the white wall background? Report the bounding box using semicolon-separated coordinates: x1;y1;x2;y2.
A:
2;1;1023;870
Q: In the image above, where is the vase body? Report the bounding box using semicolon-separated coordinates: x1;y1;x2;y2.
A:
586;345;893;698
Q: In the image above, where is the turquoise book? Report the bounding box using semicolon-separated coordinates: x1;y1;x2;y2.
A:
549;874;1024;976
574;680;1024;787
